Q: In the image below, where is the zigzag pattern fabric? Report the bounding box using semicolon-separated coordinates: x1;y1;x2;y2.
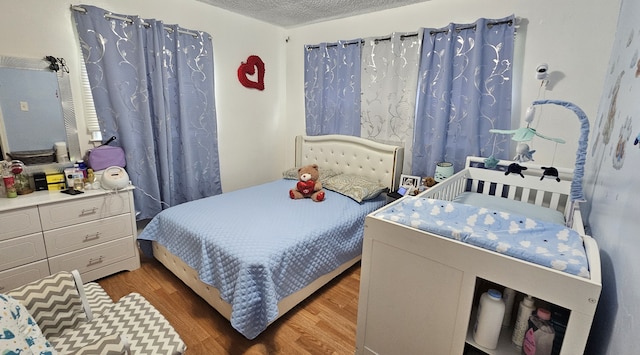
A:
51;293;185;354
84;282;115;316
74;333;130;355
6;271;87;339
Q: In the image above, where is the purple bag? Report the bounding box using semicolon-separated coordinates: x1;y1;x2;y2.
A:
87;136;126;171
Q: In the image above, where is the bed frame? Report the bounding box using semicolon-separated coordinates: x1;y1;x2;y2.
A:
356;156;602;354
152;135;404;328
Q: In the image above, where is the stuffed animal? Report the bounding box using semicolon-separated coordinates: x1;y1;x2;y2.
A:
514;142;536;162
505;162;527;178
540;166;561;182
289;164;325;202
423;177;437;187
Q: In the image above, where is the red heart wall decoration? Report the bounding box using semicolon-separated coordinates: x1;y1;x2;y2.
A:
237;55;265;90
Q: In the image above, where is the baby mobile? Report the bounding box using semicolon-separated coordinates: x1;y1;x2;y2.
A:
486;98;591;229
488;102;566;180
484;63;567;179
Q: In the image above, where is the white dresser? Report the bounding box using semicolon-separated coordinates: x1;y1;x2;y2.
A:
0;187;140;292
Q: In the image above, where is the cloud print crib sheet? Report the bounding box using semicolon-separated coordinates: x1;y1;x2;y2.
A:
374;197;590;278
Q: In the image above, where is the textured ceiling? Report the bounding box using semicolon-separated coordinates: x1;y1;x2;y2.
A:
196;0;431;28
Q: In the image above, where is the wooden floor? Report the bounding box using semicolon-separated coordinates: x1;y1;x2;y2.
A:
98;254;361;355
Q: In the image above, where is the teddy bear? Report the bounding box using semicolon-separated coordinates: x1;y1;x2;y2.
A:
289;164;325;202
423;176;436;187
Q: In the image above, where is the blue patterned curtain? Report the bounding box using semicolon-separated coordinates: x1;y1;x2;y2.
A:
412;15;515;177
304;41;362;136
73;5;222;219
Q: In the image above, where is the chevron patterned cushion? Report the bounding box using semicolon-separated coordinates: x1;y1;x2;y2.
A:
5;271;87;339
5;271;185;354
51;292;185;355
83;282;115;316
103;293;185;355
73;333;130;355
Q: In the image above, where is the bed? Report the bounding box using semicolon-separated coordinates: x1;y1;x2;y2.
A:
138;134;404;339
356;156;602;354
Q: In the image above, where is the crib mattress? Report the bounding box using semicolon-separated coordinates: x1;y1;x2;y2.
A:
374;196;590;278
138;179;385;339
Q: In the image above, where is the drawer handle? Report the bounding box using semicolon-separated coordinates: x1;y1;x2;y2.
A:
87;256;104;266
84;232;101;242
79;207;98;216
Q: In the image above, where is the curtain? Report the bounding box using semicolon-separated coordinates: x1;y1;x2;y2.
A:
412;15;515;177
304;40;362;136
361;32;421;174
73;5;221;219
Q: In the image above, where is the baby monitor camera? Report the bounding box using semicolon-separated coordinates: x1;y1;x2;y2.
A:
536;63;549;80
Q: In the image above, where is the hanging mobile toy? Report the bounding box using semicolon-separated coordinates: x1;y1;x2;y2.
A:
505;163;527;178
483;155;500;169
540;167;561;182
483;134;501;169
514;142;536;162
490;106;566;144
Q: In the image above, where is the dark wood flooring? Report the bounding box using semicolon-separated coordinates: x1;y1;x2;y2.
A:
97;254;361;354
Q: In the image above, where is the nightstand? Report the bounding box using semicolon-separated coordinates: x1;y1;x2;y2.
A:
385;191;403;204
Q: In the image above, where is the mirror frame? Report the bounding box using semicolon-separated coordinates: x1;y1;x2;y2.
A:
0;55;81;167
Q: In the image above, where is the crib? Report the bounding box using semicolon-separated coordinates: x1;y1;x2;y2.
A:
356;157;602;355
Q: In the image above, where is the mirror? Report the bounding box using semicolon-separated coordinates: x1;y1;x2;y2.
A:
0;55;81;168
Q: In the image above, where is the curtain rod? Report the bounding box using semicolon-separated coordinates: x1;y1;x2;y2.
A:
71;5;200;38
306;32;419;50
429;19;514;36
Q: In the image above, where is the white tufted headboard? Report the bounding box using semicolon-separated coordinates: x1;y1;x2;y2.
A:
294;135;404;192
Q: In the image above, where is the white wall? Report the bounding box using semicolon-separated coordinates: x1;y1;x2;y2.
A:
283;0;619;170
0;0;286;192
584;0;640;353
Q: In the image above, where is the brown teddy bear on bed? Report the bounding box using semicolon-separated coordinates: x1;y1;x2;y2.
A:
289;164;325;202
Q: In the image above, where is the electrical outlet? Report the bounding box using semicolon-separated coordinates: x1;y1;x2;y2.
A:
20;101;29;111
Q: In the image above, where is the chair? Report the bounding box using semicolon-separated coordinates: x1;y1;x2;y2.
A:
1;270;185;354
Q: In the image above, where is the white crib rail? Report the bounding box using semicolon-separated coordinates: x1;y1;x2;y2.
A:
420;166;573;214
420;170;469;201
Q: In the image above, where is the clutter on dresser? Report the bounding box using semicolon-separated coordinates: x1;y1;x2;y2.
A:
6;149;56;165
1;159;33;197
86;135;126;171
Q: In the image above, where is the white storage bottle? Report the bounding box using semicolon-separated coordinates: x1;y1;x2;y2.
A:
473;289;505;349
512;294;536;348
502;287;516;327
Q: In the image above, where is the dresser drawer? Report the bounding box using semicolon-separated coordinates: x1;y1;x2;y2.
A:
39;193;131;230
0;206;41;241
0;232;47;272
48;237;137;275
44;214;133;257
0;260;50;292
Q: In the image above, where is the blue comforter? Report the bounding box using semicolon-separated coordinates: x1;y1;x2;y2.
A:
375;197;590;278
138;179;385;339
